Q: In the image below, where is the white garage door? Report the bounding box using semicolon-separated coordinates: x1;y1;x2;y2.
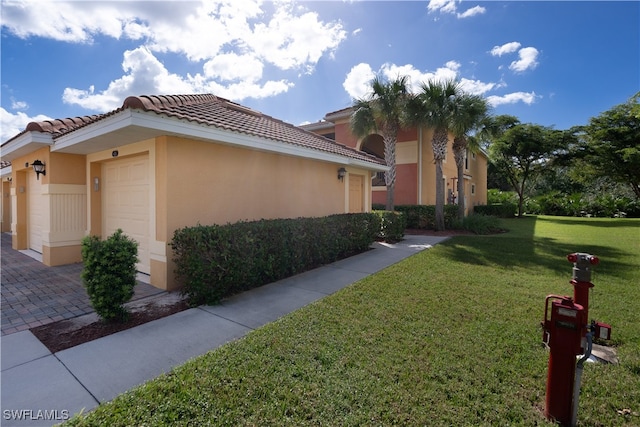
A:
103;155;150;274
27;170;43;253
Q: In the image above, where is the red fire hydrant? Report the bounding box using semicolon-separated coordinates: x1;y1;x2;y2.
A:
541;253;611;427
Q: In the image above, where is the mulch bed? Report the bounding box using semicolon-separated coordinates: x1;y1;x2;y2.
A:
31;299;190;353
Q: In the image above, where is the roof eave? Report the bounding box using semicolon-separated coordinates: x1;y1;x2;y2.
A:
52;109;386;170
0;132;53;162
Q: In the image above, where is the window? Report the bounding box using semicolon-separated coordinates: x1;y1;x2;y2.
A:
471;184;476;195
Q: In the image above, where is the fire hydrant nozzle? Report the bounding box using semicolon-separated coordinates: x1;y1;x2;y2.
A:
567;252;598;283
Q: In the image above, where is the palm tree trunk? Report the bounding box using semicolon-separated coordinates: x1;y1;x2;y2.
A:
432;128;448;231
383;127;397;211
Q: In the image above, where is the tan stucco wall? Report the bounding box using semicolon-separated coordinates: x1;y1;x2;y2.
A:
9;148;87;265
7;134;377;291
1;180;11;233
156;135;371;290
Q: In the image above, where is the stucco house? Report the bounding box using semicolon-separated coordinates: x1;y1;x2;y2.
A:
0;94;387;290
301;107;488;210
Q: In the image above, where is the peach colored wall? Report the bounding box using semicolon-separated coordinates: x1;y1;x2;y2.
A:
1;180;11;233
9;148;88;265
333;119;359;149
162;136;349;231
11;147;49;250
157;135;372;290
50;153;85;184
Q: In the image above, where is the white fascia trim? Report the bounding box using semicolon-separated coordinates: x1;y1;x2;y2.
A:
1;132;53;160
1;165;12;177
51;110;137;152
53;109;387;171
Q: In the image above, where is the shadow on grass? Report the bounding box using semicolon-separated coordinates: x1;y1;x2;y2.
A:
438;216;634;280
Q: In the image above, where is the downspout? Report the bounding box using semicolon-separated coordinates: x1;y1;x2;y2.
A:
418;127;423;204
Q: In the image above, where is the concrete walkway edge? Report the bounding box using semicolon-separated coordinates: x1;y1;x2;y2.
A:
1;235;448;427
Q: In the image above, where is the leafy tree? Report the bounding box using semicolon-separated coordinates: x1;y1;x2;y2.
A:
350;75;411;211
408;79;462;230
450;93;489;221
578;92;640;199
471;115;520;195
489;124;567;217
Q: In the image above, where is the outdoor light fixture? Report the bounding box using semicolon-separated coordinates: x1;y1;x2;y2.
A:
337;167;347;181
31;160;46;180
94;177;100;192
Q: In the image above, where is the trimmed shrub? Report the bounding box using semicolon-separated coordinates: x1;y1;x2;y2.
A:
393;204;458;229
474;203;517;218
170;213;381;306
454;214;503;235
81;229;139;322
373;210;406;243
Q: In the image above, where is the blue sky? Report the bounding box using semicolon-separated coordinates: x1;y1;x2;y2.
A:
2;1;639;142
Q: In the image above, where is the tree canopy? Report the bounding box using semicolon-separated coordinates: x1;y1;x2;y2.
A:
577;92;640;199
489;123;567;217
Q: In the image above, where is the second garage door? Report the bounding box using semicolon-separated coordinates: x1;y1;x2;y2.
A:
103;155;150;274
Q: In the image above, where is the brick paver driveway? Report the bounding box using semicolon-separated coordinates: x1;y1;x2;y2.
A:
1;233;164;335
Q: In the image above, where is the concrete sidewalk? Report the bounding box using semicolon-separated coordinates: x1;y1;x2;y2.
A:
1;235;448;427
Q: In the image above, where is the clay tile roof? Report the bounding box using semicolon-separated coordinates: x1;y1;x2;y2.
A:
121;94;384;165
6;94;384;166
24;115;104;136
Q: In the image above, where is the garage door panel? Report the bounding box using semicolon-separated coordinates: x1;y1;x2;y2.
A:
103;156;150;274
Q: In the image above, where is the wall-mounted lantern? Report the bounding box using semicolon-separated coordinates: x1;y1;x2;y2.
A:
337;167;347;182
94;177;100;192
31;160;46;180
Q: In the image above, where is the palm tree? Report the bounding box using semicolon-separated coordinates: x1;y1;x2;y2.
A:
350;75;411;211
450;93;489;221
408;79;461;231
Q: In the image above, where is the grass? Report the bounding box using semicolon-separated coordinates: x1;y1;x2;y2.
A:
66;216;640;426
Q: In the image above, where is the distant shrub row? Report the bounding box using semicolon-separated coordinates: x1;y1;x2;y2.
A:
373;204;458;229
525;192;640;218
171;213;388;306
473;204;517;218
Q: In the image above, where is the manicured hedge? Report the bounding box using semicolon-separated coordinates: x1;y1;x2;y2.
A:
170;213;381;305
373;210;406;243
473;203;517;218
373;204;458;229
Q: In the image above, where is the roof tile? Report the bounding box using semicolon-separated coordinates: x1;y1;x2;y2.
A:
5;94;383;166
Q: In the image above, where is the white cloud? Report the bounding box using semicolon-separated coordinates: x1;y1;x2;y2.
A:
3;0;346;111
427;0;458;14
61;46;293;111
509;47;540;73
10;98;28;111
1;107;51;142
486;91;540;107
202;53;264;83
343;63;376;100
490;42;522;57
343;61;536;110
457;5;486;18
427;0;486;19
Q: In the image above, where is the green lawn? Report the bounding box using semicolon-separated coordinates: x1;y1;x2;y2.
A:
66;216;640;426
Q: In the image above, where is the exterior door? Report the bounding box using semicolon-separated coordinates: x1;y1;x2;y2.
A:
349;174;364;213
27;170;43;253
103;155;150;274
